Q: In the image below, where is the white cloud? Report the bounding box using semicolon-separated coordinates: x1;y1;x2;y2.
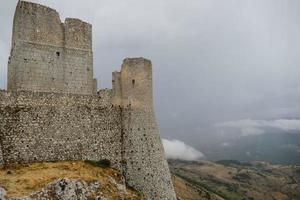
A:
216;119;300;136
162;139;205;161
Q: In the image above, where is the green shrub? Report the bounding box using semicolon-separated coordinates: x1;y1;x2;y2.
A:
85;159;111;168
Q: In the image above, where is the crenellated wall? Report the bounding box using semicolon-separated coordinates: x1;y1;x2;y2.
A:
8;1;95;95
64;18;92;50
11;1;64;47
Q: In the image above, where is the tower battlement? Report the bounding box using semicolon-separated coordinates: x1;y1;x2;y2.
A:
64;18;92;50
8;1;95;95
1;1;176;199
12;1;92;50
113;57;153;109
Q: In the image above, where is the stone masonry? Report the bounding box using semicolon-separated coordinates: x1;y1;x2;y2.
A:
8;1;96;94
0;1;176;200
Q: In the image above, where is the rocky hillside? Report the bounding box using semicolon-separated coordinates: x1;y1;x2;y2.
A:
172;175;223;200
2;160;298;200
0;161;145;200
170;160;300;200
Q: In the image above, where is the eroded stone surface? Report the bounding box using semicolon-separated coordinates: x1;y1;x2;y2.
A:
8;1;95;95
0;187;6;200
6;179;103;200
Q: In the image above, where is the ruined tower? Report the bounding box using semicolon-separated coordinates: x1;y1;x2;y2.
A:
113;58;176;199
8;1;96;94
0;1;176;199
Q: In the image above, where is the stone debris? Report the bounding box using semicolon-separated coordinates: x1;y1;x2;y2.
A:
4;179;104;200
0;187;6;200
108;177;126;200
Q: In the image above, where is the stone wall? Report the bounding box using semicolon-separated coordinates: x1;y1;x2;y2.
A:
113;58;176;199
0;90;122;168
121;107;176;199
8;1;95;94
0;137;3;166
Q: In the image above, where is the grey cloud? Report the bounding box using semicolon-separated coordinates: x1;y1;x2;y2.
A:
216;119;300;136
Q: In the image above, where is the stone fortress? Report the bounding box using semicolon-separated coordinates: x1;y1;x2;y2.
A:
0;1;176;200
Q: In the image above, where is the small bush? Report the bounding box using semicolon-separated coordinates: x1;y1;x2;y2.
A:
85;159;111;168
216;160;252;167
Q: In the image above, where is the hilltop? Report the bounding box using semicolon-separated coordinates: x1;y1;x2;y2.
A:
2;159;299;199
0;161;145;200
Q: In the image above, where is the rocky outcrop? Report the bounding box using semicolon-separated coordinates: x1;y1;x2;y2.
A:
1;179;109;200
0;161;145;200
0;187;6;200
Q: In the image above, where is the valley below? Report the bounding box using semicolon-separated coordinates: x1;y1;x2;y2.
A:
170;159;300;200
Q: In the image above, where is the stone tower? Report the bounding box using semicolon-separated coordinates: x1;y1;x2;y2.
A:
113;58;176;199
7;1;97;94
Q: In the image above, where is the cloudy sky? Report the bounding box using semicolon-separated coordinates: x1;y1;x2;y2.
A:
1;0;300;156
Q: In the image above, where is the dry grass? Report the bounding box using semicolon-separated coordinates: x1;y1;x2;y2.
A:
0;161;144;199
172;175;202;200
172;175;223;200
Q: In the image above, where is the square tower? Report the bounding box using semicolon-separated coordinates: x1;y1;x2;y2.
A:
7;1;97;94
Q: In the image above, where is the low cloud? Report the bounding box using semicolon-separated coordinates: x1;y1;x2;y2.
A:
216;119;300;136
162;139;205;161
221;142;231;147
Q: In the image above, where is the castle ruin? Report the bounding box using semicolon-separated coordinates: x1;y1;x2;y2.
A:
0;1;176;199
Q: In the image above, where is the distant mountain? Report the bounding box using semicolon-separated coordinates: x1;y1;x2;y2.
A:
169;159;300;200
202;132;300;165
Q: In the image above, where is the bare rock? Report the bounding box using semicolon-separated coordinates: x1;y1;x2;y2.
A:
0;187;6;200
8;179;104;200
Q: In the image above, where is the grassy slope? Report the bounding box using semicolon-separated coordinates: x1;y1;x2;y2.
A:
169;160;300;200
172;175;224;200
0;161;144;199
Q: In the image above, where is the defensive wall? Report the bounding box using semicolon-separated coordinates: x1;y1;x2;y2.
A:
0;89;122;167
